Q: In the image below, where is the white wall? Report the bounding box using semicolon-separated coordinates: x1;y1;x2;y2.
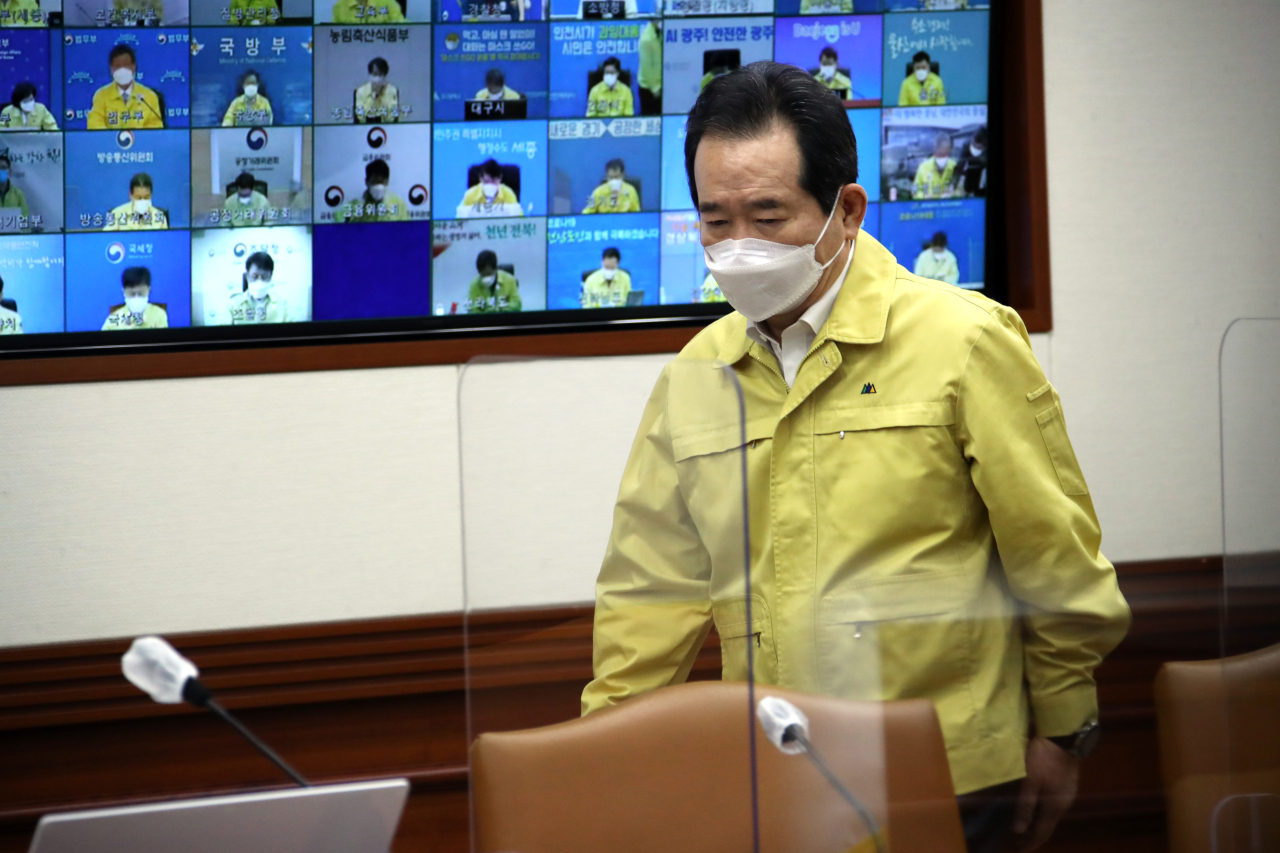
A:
2;0;1277;648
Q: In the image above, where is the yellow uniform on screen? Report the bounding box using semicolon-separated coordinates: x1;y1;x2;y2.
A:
356;82;400;122
222;94;273;126
336;190;409;223
913;246;960;285
586;80;633;117
581;267;631;308
227;0;280;24
913;156;957;199
581;231;1131;796
111;0;163;24
467;269;521;313
0;102;58;130
104;202;168;231
87;83;164;130
0;304;24;334
0;0;45;25
699;272;725;303
102;303;168;330
899;71;946;106
0;184;30;221
460;182;520;211
222;191;271;226
330;0;403;21
227;291;290;323
473;85;521;101
582;180;640;214
799;0;851;12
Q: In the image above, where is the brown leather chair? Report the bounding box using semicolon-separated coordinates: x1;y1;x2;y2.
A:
1155;643;1280;853
471;681;965;853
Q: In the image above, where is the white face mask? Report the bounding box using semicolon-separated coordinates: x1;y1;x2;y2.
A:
703;195;848;323
481;181;499;199
603;72;618;88
602;267;616;280
20;98;35;113
243;84;259;98
932;249;946;260
819;64;836;80
935;155;949;168
132;198;151;214
238;192;253;204
370;75;385;87
248;279;272;299
969;144;984;156
113;67;134;87
481;274;496;285
124;294;148;314
368;183;387;201
608;177;622;192
915;67;929;83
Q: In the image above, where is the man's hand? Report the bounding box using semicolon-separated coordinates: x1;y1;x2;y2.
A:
1011;737;1080;851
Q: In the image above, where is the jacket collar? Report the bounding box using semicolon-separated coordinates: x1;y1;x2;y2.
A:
716;230;897;367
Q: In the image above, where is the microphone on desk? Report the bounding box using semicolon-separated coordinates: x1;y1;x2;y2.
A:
122;636;310;787
756;696;885;853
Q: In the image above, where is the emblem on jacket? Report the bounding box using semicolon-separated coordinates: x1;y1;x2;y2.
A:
861;383;877;395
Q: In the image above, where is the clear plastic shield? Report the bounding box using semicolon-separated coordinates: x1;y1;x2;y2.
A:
1214;318;1280;851
459;356;761;853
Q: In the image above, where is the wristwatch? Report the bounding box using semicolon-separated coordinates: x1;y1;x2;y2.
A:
1047;721;1101;759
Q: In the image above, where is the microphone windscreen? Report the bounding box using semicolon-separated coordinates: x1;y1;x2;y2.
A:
756;695;810;755
122;636;199;704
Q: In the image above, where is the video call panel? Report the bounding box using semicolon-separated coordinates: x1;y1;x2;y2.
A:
0;1;990;341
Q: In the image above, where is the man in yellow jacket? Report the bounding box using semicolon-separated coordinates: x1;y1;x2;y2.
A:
0;0;45;26
580;246;630;307
582;158;640;214
899;49;946;106
330;0;403;22
87;44;165;130
582;62;1128;853
586;57;633;117
102;266;169;329
913;132;958;199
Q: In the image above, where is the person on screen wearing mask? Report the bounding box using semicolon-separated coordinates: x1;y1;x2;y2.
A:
104;173;168;231
0;276;24;334
222;171;270;227
586;57;633;118
102;266;168;330
813;47;853;99
899;49;946;106
1;82;58;131
0;155;31;225
913;133;958;199
637;20;662;115
355;57;400;123
466;249;522;313
459;158;521;217
582;158;640;214
958;126;988;198
228;0;280;25
222;71;274;126
0;0;45;26
580;246;630;308
337;158;409;223
227;251;291;324
331;0;404;23
474;68;522;102
913;230;959;285
111;0;164;26
87;44;165;130
582;62;1129;853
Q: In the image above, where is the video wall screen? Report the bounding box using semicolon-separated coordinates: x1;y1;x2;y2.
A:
0;0;991;348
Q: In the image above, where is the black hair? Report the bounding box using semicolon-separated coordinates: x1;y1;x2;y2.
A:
930;231;947;248
819;46;837;62
602;247;620;261
0;153;10;167
479;158;503;179
109;44;137;66
476;249;498;272
121;266;151;288
368;57;390;76
485;68;505;87
973;126;988;145
605;158;625;174
235;171;255;190
10;81;37;110
601;56;621;72
365;158;390;182
912;50;931;66
238;69;264;95
129;172;153;192
684;61;857;215
245;251;274;274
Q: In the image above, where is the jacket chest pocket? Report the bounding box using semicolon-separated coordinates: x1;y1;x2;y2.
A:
712;595;778;684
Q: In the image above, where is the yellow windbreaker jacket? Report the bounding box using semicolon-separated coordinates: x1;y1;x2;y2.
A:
582;232;1130;795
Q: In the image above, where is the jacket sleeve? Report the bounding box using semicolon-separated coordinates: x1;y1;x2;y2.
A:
955;306;1130;738
581;363;714;715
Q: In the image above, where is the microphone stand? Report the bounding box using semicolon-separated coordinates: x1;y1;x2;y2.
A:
181;678;310;787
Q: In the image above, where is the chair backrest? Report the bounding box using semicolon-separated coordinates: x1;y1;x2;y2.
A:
1;297;17;312
704;49;741;75
497;263;515;276
466;164;522;201
1155;642;1280;853
586;68;633;91
471;681;965;853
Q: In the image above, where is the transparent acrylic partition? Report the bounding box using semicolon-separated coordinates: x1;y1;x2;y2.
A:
1215;318;1280;851
458;356;760;853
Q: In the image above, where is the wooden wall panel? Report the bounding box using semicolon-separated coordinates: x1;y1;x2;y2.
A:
2;556;1265;853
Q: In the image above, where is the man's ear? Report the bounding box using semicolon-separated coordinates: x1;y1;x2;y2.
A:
839;183;869;238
